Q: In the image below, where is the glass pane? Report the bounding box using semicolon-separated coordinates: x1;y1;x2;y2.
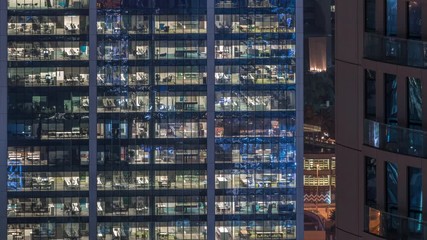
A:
365;69;376;119
386;162;398;213
408;167;422;235
365;0;376;31
365;157;376;206
386;0;397;36
408;0;422;38
408;77;422;128
385;74;398;124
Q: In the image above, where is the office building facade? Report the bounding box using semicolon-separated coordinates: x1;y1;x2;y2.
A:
336;0;426;239
1;0;303;239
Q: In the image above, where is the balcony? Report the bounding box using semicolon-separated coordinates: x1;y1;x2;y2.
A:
365;206;426;239
364;32;427;68
363;119;426;158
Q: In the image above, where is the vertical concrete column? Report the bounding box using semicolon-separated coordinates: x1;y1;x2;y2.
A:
89;0;98;239
0;0;7;238
296;0;304;238
206;0;216;238
375;0;385;34
397;0;408;38
376;159;385;211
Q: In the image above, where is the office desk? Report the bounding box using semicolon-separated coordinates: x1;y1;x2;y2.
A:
32;177;54;190
174;233;203;240
65;77;80;85
216;202;231;212
175;101;198;111
156;203;166;214
175;202;199;213
113;228;126;238
216;1;235;7
67;49;80;58
175;49;198;58
239;229;250;239
216;177;229;188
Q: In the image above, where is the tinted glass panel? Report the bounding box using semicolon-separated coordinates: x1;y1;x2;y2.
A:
408;77;422;128
366;157;376;206
408;0;422;38
408;167;422;234
385;161;398;233
365;70;376;119
385;74;398;124
386;162;398;213
386;0;397;35
365;0;375;32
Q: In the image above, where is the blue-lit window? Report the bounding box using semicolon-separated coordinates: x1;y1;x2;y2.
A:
386;0;397;36
408;167;422;234
408;167;423;234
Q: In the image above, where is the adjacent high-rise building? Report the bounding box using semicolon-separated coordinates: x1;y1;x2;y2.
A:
2;0;303;239
336;0;425;239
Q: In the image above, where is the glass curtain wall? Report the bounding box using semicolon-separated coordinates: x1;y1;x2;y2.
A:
214;0;297;239
96;0;208;239
5;0;298;238
7;0;90;239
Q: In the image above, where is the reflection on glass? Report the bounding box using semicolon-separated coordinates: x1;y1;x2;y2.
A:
408;77;422;128
385;162;398;215
408;0;422;38
7;1;90;236
386;0;397;36
385;74;397;124
408;167;422;234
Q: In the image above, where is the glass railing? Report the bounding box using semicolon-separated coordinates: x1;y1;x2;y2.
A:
364;119;426;158
364;205;426;239
364;32;427;68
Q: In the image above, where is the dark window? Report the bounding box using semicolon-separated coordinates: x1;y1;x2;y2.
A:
365;70;376;119
385;161;399;234
385;74;398;124
385;161;398;214
408;0;422;39
365;0;376;32
365;157;376;206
